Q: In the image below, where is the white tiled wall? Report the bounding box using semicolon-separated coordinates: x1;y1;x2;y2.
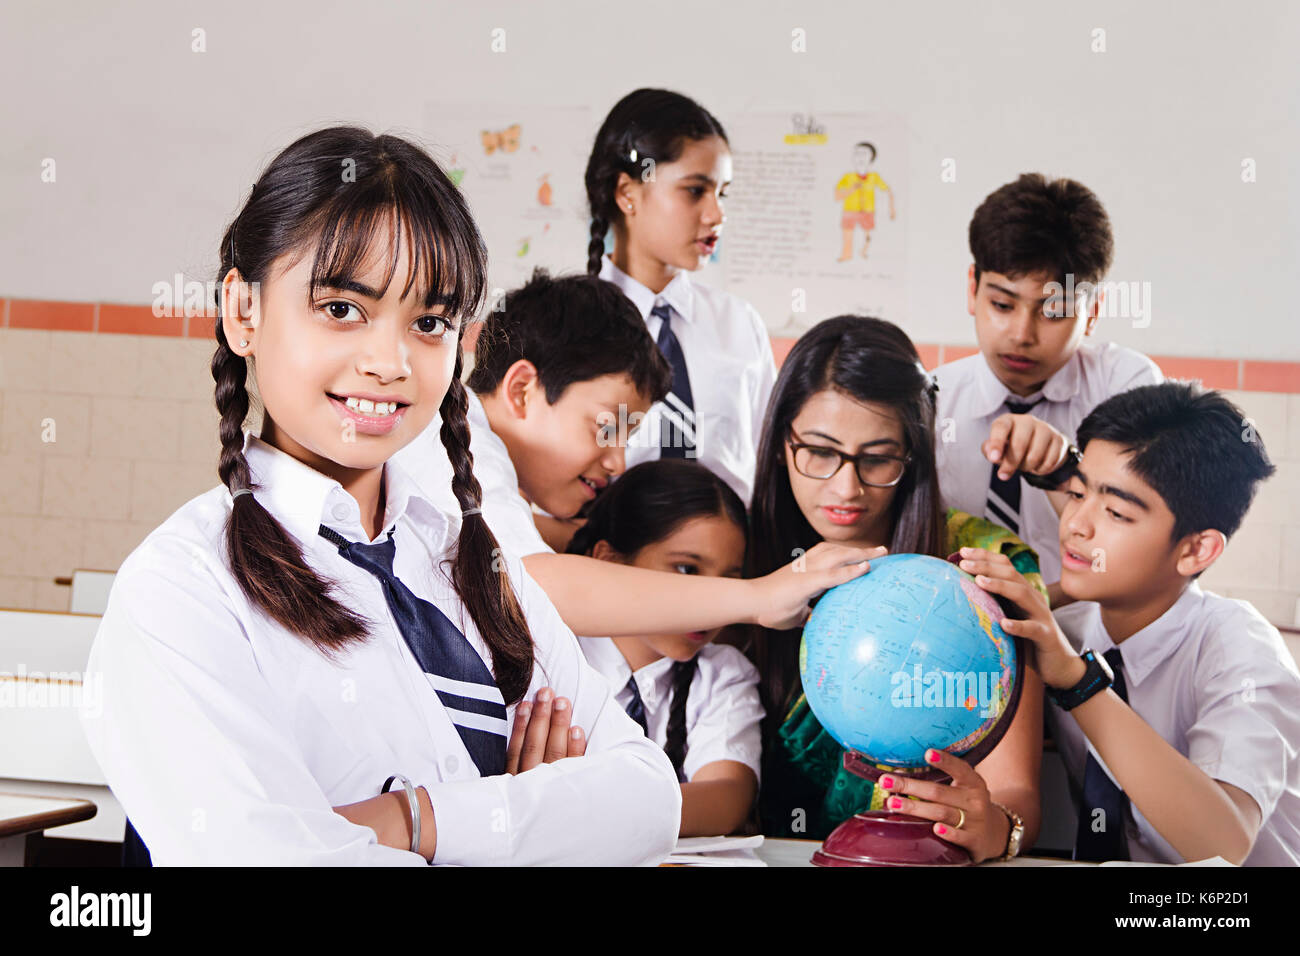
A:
0;328;238;611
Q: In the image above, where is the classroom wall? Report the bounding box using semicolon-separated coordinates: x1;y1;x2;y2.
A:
2;1;1297;619
1;320;1296;627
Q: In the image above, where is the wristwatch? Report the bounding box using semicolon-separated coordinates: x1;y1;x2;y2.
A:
1047;648;1115;711
1022;444;1082;490
992;802;1024;861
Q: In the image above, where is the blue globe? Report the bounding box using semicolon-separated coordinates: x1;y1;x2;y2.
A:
800;553;1020;772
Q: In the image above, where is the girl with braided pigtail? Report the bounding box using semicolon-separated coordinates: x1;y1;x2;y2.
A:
84;126;682;867
566;459;764;837
583;88;777;505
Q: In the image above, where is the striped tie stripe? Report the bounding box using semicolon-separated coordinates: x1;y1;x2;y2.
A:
984;395;1046;535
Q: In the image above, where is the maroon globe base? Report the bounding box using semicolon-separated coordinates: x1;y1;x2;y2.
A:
811;811;973;867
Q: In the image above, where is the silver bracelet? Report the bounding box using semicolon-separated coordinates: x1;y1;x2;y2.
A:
382;774;422;856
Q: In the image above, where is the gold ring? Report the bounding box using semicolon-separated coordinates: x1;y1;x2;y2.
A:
956;808;966;830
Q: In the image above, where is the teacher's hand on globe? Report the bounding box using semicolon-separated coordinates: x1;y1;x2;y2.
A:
958;547;1087;690
753;542;888;631
877;748;1011;863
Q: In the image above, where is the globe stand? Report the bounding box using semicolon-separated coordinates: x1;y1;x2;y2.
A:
810;752;972;866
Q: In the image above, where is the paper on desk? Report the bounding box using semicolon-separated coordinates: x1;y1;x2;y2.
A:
665;834;767;866
1099;856;1235;867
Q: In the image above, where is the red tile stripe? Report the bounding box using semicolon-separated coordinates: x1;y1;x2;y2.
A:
1243;361;1300;394
3;297;1298;393
9;299;94;332
1148;356;1240;390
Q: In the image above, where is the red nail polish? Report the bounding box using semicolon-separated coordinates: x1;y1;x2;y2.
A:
889;797;902;810
936;824;948;835
880;776;894;789
927;750;940;763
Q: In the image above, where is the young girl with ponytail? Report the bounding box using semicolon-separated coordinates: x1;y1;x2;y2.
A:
565;460;763;837
80;126;681;866
584;88;776;505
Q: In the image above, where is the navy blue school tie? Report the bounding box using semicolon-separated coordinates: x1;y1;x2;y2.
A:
651;302;696;459
319;524;508;776
984;395;1046;534
1073;648;1131;862
622;676;649;735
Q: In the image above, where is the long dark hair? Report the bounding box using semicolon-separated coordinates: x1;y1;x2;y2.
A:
567;459;747;778
584;88;729;275
743;315;946;729
212;126;534;703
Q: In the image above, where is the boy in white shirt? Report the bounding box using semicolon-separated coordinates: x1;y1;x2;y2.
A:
960;382;1299;865
393;269;884;643
935;174;1162;601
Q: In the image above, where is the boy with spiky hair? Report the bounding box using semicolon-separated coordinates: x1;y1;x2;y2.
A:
961;382;1299;865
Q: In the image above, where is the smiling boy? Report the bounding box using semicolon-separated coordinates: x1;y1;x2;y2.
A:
935;174;1162;595
962;382;1300;865
463;269;668;555
391;268;886;646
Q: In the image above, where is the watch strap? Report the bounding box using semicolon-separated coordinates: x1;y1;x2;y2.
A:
1047;648;1114;711
992;802;1024;861
1022;444;1082;491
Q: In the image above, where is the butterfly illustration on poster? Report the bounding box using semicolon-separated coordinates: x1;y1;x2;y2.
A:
426;104;595;297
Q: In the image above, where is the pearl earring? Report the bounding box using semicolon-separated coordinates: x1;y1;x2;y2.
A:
238;339;249;348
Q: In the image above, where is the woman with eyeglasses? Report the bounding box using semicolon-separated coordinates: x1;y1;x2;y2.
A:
735;315;1047;862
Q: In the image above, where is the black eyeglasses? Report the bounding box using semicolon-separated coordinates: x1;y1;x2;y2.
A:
787;430;911;488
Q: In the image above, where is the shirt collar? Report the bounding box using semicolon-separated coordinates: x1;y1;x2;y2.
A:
241;431;458;549
576;636;676;700
1041;348;1083;403
970;346;1084;416
598;254;695;324
1093;582;1204;687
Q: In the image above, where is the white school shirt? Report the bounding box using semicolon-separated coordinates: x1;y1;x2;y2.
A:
934;340;1161;582
391;389;553;559
598;255;776;505
1048;585;1300;866
79;431;679;866
577;637;764;783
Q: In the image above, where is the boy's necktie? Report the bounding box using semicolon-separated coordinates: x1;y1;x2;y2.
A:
622;675;649;735
318;524;507;776
984;395;1046;534
651;302;696;459
1073;648;1131;862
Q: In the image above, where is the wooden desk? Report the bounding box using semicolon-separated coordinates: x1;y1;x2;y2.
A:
0;792;97;866
755;837;1090;867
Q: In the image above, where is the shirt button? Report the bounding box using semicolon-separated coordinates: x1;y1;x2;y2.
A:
331;504;349;521
444;755;459;774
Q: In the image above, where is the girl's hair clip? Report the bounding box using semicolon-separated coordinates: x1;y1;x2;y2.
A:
628;147;638;163
461;507;482;518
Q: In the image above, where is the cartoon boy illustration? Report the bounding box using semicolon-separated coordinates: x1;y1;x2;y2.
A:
835;141;895;261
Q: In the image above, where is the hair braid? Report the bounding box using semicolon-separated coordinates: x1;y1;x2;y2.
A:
586;215;608;276
211;323;370;657
439;348;535;703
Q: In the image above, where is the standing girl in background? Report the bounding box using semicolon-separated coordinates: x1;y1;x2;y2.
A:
80;126;680;866
741;316;1045;863
566;460;764;837
584;88;777;505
